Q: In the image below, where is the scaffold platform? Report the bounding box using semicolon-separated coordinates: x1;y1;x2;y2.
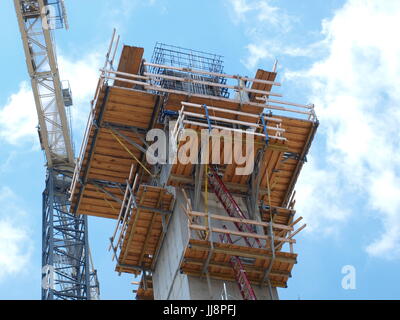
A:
70;41;317;218
181;239;296;288
110;182;175;275
68;31;318;298
178;195;303;289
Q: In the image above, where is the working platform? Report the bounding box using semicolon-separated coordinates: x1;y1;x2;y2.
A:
110;180;175;275
68;33;317;298
178;198;303;288
70;37;317;218
181;239;296;288
166;101;316;208
69;80;161;218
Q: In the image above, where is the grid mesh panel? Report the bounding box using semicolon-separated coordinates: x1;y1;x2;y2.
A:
150;43;229;98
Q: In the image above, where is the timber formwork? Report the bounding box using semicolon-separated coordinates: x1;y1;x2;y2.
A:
179;190;300;289
181;239;296;288
133;273;154;300
109;166;175;275
70;30;318;299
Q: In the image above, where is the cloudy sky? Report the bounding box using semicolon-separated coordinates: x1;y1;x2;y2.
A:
1;0;399;299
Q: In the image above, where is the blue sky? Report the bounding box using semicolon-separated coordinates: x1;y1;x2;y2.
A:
1;0;399;300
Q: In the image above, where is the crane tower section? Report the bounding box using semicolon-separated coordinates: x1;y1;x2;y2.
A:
14;0;99;300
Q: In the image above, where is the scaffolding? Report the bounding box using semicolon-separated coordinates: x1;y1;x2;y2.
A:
180;194;302;290
69;33;318;299
109;166;175;275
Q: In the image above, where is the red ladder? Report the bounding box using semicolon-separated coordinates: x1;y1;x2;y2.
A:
219;227;257;300
208;165;263;248
208;166;260;300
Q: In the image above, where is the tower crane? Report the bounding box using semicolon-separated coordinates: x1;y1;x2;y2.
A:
13;0;100;300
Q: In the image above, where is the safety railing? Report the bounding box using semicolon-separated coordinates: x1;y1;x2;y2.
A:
109;166;138;261
101;65;316;120
98;54;316;121
69;29;120;198
170;102;287;147
180;193;305;251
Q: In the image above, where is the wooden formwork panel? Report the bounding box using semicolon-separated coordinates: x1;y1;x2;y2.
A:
71;46;317;219
116;185;175;274
180;239;297;288
134;275;154;300
114;46;144;88
261;206;295;227
136;286;154;300
70;84;159;217
77;183;124;219
248;69;277;102
165;110;316;208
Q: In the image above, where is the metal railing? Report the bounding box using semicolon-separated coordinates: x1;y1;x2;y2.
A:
109;166;138;262
99;63;317;121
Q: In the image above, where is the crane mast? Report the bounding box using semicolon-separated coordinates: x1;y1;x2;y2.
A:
13;0;100;299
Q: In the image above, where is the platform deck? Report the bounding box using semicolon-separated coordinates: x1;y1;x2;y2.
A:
70;44;317;220
115;185;175;275
165;103;317;208
181;239;296;288
70;84;160;218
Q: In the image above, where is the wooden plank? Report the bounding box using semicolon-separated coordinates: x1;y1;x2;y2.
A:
183;257;291;277
137;190;164;266
114;185;175;272
181;270;287;288
188;211;293;231
189;224;295;243
114;46;144;88
188;240;297;264
249;69;277;102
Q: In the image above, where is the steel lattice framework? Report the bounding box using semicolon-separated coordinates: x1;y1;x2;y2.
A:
14;0;100;299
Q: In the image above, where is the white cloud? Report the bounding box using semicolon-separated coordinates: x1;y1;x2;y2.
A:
244;43;275;70
295;156;349;236
365;171;400;258
227;0;291;29
226;0;298;69
228;0;252;22
286;0;400;259
0;51;103;150
256;1;292;31
0;186;33;281
58;51;103;135
243;40;318;69
0;82;37;146
0;151;18;174
106;0;162;32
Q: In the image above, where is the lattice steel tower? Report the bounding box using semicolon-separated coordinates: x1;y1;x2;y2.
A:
13;0;100;299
